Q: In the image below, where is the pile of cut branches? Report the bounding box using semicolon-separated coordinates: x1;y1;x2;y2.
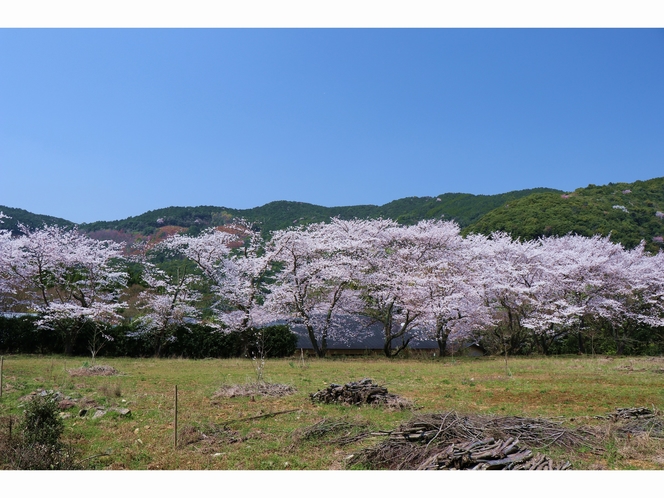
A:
417;437;571;470
349;411;597;470
292;418;372;446
310;379;413;410
598;407;664;438
604;407;660;420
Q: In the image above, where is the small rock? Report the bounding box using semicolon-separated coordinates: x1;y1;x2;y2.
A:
114;408;131;417
92;409;107;419
59;412;71;419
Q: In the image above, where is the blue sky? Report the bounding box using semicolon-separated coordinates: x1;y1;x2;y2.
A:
1;28;663;223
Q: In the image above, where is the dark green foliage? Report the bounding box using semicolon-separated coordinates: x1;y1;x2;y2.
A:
0;396;78;470
465;177;664;253
0;317;297;359
0;315;59;354
61;188;559;237
0;205;74;235
20;396;64;447
245;325;298;358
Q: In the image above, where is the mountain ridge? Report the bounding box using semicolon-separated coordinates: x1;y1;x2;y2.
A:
3;177;663;252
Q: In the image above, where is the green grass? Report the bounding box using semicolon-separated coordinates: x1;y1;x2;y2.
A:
1;354;663;470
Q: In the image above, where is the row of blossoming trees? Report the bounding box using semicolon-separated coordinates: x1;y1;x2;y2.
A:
1;210;664;358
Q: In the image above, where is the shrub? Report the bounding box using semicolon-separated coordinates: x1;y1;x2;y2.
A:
0;396;78;470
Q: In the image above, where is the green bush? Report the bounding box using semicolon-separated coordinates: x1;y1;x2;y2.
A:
0;395;78;470
20;395;64;447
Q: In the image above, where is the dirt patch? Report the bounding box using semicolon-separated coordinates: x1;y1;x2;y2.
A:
310;378;414;410
68;365;119;377
212;382;296;399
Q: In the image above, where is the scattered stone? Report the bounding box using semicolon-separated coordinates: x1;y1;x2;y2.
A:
212;383;296;399
92;409;107;419
68;365;119;377
59;412;71;419
113;408;131;417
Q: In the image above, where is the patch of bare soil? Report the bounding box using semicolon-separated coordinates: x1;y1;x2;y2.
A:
68;365;119;377
310;378;414;410
212;382;296;399
349;411;596;470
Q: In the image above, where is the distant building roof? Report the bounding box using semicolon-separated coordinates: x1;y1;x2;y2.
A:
293;318;438;350
0;312;39;318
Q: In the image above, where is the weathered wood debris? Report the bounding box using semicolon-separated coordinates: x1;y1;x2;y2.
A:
310;379;413;409
605;407;658;420
348;411;595;470
416;437;571;470
598;407;664;438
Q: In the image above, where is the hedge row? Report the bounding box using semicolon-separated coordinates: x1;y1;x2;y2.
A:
0;316;298;359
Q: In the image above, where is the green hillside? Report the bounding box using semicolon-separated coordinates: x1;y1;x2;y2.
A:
0;205;75;235
464;177;664;253
9;178;664;253
75;187;559;236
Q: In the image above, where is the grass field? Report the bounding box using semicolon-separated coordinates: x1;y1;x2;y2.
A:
1;353;663;470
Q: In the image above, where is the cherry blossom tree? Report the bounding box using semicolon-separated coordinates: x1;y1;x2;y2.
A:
348;219;475;358
262;218;369;358
0;212;13;302
474;232;548;371
160;222;278;356
134;260;203;357
3;225;128;354
417;229;495;356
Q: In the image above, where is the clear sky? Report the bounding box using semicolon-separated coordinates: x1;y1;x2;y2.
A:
1;28;663;223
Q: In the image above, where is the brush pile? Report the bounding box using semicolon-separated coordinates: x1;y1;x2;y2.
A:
417;437;571;470
605;407;659;420
310;379;413;409
349;411;596;470
600;407;664;438
292;418;372;446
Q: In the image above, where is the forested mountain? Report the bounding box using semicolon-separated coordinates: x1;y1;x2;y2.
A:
76;187;559;236
464;177;664;253
3;178;664;253
0;205;74;235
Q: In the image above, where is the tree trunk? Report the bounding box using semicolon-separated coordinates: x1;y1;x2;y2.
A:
436;337;448;357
